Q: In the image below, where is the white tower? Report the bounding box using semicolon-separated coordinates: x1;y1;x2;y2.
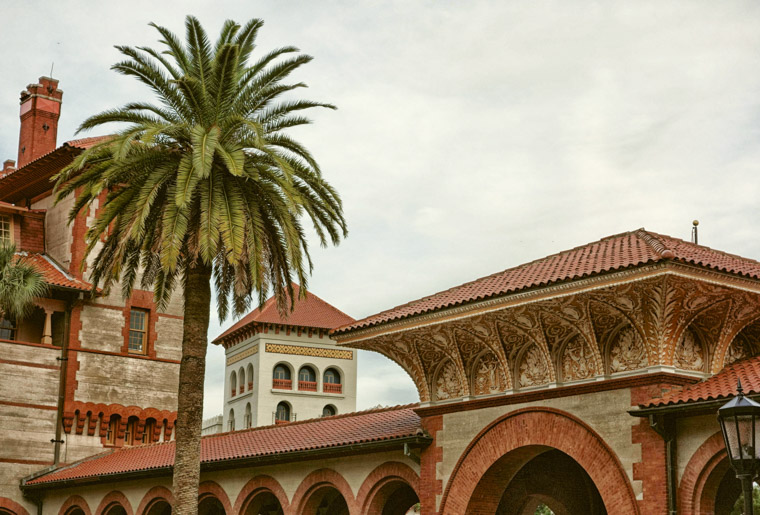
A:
213;285;357;430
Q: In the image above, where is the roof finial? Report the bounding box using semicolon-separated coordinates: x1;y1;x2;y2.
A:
692;220;699;245
737;378;743;395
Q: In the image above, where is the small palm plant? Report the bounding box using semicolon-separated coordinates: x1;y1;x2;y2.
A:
54;16;346;512
0;243;48;321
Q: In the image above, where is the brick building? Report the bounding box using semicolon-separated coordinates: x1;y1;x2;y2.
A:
0;77;184;514
10;228;760;514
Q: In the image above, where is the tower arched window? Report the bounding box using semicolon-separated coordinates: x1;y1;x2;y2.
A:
322;404;336;417
106;415;121;445
273;364;292;389
298;366;317;391
275;402;291;424
238;367;245;394
230;370;237;397
323;367;342;394
228;409;235;431
142;418;157;444
246;363;254;390
244;402;252;428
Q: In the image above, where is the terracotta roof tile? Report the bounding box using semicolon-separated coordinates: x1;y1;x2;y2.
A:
213;284;354;344
643;357;760;408
25;404;422;486
64;135;114;149
334;229;760;334
20;253;91;291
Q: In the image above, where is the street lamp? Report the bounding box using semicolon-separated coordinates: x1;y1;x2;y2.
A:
718;380;760;515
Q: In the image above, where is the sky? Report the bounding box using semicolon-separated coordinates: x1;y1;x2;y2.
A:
2;1;760;418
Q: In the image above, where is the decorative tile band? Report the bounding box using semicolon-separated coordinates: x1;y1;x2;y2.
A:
227;344;259;365
265;343;353;360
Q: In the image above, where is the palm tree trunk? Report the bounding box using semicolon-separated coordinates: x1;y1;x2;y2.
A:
172;262;212;514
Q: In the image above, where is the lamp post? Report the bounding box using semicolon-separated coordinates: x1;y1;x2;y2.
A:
718;380;760;515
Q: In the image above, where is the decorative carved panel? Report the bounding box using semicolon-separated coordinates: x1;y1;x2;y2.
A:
434;360;463;401
472;352;508;395
561;335;599;381
609;327;648;373
674;328;705;372
518;345;551;388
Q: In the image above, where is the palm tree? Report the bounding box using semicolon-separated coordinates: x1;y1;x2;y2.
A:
0;243;48;321
54;16;346;513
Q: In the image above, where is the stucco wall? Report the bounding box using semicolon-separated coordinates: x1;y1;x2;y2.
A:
32;192;73;270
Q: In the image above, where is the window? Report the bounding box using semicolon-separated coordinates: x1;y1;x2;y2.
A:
228;409;235;431
247;363;254;390
273;365;291;380
275;402;290;423
128;308;148;353
244;403;252;428
298;366;317;391
124;416;139;445
323;368;342;394
238;367;245;394
230;371;237;397
142;418;156;444
0;316;16;340
322;405;336;417
106;416;120;445
0;215;12;244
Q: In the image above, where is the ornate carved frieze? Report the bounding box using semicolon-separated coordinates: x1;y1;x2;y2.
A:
346;269;760;404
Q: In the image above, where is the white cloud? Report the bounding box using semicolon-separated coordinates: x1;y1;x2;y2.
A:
2;1;760;418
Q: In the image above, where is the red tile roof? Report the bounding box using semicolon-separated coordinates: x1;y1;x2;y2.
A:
643;356;760;408
20;253;91;291
213;283;354;344
24;404;422;486
334;229;760;335
64;135;114;149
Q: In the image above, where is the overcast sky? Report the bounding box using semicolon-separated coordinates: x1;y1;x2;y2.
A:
2;1;760;418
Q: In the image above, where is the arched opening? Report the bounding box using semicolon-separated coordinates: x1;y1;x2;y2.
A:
230;370;237;397
64;509;86;515
247;363;254;390
106;414;121;445
275;401;291;424
143;418;157;444
238;367;246;395
102;504;127;515
198;497;225;515
144;500;171;515
365;480;419;515
301;486;349;515
124;416;139;446
228;408;235;431
468;447;604;514
273;364;292;389
322;404;336;417
242;491;284;515
323;367;342;393
298;366;317;391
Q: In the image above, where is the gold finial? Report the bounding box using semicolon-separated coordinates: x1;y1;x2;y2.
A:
693;220;699;227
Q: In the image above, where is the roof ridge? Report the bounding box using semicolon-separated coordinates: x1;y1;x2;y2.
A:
635;229;675;259
648;230;760;269
202;402;420;439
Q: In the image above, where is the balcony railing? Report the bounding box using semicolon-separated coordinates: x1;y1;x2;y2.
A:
239;385;244;394
324;383;342;394
298;380;317;392
272;378;292;390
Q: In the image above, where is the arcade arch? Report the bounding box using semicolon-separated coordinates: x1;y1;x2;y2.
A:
679;431;743;514
440;408;638;515
291;469;355;515
357;462;421;515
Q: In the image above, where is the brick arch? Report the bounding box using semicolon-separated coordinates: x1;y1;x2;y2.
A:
58;495;92;515
290;468;356;514
439;407;639;515
679;431;733;514
232;475;289;514
198;481;232;513
135;486;174;515
0;497;30;515
356;461;420;514
95;491;133;515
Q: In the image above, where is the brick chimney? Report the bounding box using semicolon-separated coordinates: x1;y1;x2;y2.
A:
1;160;16;177
17;76;63;168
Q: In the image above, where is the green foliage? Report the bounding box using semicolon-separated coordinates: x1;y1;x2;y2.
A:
534;505;555;515
54;16;346;319
729;483;760;515
0;243;48;320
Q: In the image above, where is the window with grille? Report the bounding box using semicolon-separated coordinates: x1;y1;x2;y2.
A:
0;215;12;244
128;308;148;353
